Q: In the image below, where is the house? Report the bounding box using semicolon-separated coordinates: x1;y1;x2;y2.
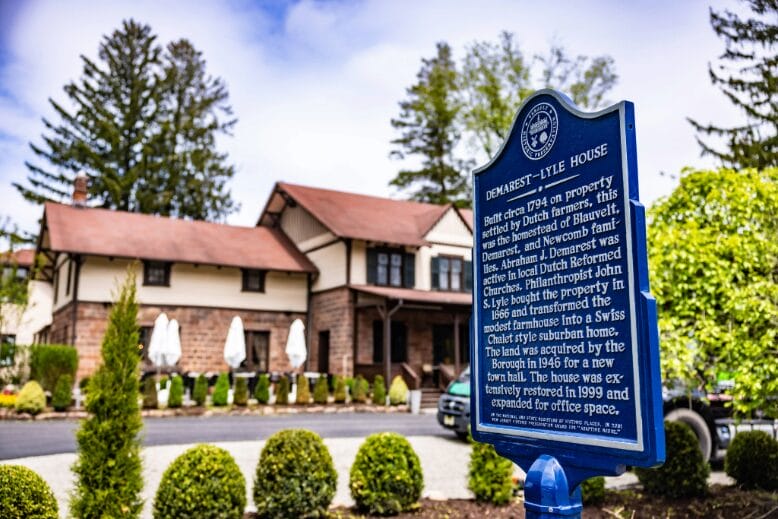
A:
1;248;52;349
26;178;474;386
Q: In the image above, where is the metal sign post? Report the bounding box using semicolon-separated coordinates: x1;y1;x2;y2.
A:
470;90;664;518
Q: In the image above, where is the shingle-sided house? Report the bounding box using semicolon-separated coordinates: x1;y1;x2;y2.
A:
29;180;474;386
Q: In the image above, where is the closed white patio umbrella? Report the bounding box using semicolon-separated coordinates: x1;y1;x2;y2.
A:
224;316;246;369
285;319;307;370
165;319;181;366
147;313;169;368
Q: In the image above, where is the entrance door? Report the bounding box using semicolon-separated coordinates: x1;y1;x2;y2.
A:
433;323;470;367
318;331;330;374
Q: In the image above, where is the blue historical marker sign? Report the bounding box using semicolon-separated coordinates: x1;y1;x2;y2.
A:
471;90;664;492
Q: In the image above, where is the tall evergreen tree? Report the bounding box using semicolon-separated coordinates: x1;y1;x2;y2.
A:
70;269;143;518
15;19;238;220
688;0;777;169
389;43;473;207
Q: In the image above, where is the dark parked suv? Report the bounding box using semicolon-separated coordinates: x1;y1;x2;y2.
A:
437;367;471;440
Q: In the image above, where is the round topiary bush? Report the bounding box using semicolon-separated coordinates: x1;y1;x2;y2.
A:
212;373;230;406
15;380;46;415
52;373;73;412
350;432;424;515
388;375;408;405
233;377;248;406
253;429;337;518
153;444;246;519
468;440;513;505
634;421;709;498
580;476;605;505
192;374;208;406
372;375;386;406
0;464;59;518
725;430;778;490
167;374;183;408
254;373;270;404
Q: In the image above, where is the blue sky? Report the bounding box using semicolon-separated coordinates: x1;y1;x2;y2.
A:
0;0;744;236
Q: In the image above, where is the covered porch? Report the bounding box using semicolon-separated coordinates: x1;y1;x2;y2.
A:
351;285;472;391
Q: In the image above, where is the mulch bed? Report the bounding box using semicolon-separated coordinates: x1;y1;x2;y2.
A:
324;486;778;518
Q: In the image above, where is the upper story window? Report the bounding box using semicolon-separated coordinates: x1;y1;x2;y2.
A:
143;261;171;286
242;269;266;292
431;256;472;292
367;248;414;288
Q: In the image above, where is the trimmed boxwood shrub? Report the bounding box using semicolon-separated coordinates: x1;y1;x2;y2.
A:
15;380;45;415
253;429;337;517
193;374;208;406
313;375;329;404
168;374;183;408
234;377;248;406
29;344;78;392
212;373;230;406
296;373;310;405
352;375;368;403
52;374;73;411
275;376;290;405
725;430;778;490
581;476;606;505
372;375;386;406
634;421;709;498
333;375;347;403
153;444;246;519
468;440;513;505
0;464;58;518
142;376;158;409
388;375;408;405
350;432;424;515
254;373;270;404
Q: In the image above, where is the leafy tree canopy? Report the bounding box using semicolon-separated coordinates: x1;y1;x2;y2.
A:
688;0;777;169
15;19;238;221
649;167;778;416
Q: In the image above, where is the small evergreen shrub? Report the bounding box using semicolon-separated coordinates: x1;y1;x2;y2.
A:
15;380;45;415
253;429;337;518
372;375;386;405
153;444;246;519
0;465;58;518
78;376;90;393
158;375;169;390
352;375;368;403
313;375;329;404
345;376;355;396
212;373;230;406
388;375;409;405
193;374;208;406
350;432;424;515
296;373;310;405
254;374;270;404
581;476;606;505
234;377;248;406
468;441;513;505
142;376;158;409
276;376;290;405
52;374;73;412
634;421;709;498
29;344;78;392
333;375;347;403
725;430;778;490
167;374;183;408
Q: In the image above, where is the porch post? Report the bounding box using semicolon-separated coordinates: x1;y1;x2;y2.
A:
453;313;461;375
383;310;391;385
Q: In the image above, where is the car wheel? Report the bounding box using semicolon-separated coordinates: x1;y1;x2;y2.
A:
665;408;712;461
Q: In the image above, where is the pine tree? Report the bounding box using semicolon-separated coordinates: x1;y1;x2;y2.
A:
390;43;473;207
15;19;237;220
688;0;777;169
71;270;143;518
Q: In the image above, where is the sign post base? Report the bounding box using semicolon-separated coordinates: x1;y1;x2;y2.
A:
522;455;582;519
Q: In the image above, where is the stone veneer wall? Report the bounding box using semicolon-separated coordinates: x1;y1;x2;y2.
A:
57;302;305;380
308;287;354;376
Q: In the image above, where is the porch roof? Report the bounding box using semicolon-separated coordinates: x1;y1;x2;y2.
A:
350;284;472;306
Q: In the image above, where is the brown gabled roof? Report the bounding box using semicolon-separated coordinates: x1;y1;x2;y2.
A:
260;182;450;247
42;203;316;273
351;284;472;306
457;208;473;232
0;248;35;267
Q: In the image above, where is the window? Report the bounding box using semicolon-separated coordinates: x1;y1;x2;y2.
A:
367;249;414;288
242;269;266;292
243;331;270;372
431;256;472;292
372;320;408;363
143;261;171;286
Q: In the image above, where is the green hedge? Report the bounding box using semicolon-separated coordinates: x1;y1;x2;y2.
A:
0;465;58;518
468;441;513;505
29;344;78;392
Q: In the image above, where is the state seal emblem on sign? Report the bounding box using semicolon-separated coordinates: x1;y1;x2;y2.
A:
520;102;558;160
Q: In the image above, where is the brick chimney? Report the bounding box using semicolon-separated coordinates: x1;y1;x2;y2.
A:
72;170;88;207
